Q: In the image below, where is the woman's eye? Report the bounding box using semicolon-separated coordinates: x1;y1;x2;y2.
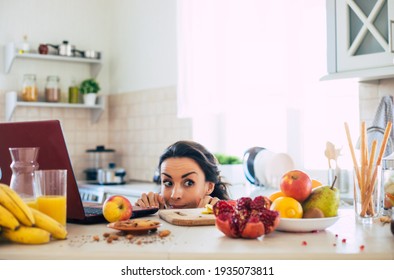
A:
184;179;194;187
162;180;173;187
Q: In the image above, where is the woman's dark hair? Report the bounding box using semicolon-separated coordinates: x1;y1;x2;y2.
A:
158;140;230;200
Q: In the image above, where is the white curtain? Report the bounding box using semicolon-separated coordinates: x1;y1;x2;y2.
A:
177;0;289;118
177;0;359;169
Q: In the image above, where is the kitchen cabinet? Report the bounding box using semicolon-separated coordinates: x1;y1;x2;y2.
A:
323;0;394;81
3;43;105;122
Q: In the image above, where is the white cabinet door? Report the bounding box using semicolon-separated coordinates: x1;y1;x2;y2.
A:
335;0;394;72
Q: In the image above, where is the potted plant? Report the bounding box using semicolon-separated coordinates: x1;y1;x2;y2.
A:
80;78;100;105
214;153;245;185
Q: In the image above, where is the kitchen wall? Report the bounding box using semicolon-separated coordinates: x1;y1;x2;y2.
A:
0;0;191;182
2;0;388;184
107;86;192;181
359;79;394;124
0;86;192;181
106;0;192;181
109;0;177;92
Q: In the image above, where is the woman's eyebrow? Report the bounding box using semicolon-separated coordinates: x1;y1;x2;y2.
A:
182;171;197;178
161;172;172;178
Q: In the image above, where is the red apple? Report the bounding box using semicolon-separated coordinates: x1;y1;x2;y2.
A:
102;195;133;223
280;170;312;203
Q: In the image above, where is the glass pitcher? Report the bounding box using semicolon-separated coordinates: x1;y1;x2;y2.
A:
9;147;40;204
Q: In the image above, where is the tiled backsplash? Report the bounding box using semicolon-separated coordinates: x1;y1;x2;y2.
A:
359;79;394;124
108;87;192;181
0;86;192;182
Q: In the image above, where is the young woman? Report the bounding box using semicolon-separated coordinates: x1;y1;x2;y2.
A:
135;140;230;209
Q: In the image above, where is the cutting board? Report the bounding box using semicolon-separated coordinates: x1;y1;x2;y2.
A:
158;208;216;226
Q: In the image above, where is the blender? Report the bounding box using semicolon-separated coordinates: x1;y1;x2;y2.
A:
84;145;116;181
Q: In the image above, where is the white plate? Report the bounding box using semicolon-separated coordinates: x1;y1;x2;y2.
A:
276;216;340;232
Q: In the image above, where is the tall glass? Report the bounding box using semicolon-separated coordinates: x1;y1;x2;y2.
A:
35;169;67;226
353;165;381;224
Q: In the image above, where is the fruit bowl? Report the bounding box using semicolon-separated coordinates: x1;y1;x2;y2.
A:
275;216;340;232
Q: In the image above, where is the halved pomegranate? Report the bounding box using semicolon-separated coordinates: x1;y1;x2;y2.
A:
213;196;280;239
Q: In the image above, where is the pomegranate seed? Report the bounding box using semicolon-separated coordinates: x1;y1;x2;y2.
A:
342;238;346;243
302;241;307;246
360;245;365;251
335;234;338;238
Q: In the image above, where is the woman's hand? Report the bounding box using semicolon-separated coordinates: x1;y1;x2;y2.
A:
135;192;165;209
198;196;219;208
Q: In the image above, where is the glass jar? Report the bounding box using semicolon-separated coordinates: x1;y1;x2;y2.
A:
45;75;61;102
21;74;38;101
382;152;394;215
68;79;79;104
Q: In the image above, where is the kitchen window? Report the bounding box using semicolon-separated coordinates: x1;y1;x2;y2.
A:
177;0;359;172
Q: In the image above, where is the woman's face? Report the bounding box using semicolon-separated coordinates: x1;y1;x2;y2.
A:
160;157;214;209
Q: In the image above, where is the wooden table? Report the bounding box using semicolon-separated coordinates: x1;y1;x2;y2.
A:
0;208;393;260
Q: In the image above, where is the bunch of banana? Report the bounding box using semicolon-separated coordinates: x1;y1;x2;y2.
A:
0;183;35;226
0;183;68;244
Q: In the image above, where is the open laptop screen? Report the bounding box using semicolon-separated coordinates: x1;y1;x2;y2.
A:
0;120;85;220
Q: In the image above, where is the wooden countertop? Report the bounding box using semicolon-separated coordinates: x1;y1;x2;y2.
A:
0;209;393;260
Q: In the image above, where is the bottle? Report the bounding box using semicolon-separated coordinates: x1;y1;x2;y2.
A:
391;207;394;235
21;74;38;101
18;35;30;54
45;75;61;102
9;147;40;207
381;152;394;215
68;79;79;104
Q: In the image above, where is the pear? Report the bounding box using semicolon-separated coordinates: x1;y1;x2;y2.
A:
302;176;340;218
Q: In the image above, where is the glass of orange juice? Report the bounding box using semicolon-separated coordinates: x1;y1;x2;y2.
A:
35;169;67;226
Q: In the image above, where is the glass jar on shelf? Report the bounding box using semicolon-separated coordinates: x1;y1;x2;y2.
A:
21;74;38;101
68;78;79;104
45;75;61;102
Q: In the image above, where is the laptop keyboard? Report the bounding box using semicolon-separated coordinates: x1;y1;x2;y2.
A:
84;207;103;216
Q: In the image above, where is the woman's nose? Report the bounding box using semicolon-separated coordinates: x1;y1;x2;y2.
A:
171;184;183;200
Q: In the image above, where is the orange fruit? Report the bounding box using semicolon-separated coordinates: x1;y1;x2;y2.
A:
270;197;303;218
311;179;322;189
268;191;285;202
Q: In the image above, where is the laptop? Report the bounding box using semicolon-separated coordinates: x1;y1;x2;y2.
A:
0;120;157;224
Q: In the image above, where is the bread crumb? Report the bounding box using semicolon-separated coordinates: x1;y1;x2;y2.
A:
159;230;171;238
126;234;134;240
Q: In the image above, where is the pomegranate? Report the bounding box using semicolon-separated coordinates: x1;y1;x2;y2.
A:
213;196;280;239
